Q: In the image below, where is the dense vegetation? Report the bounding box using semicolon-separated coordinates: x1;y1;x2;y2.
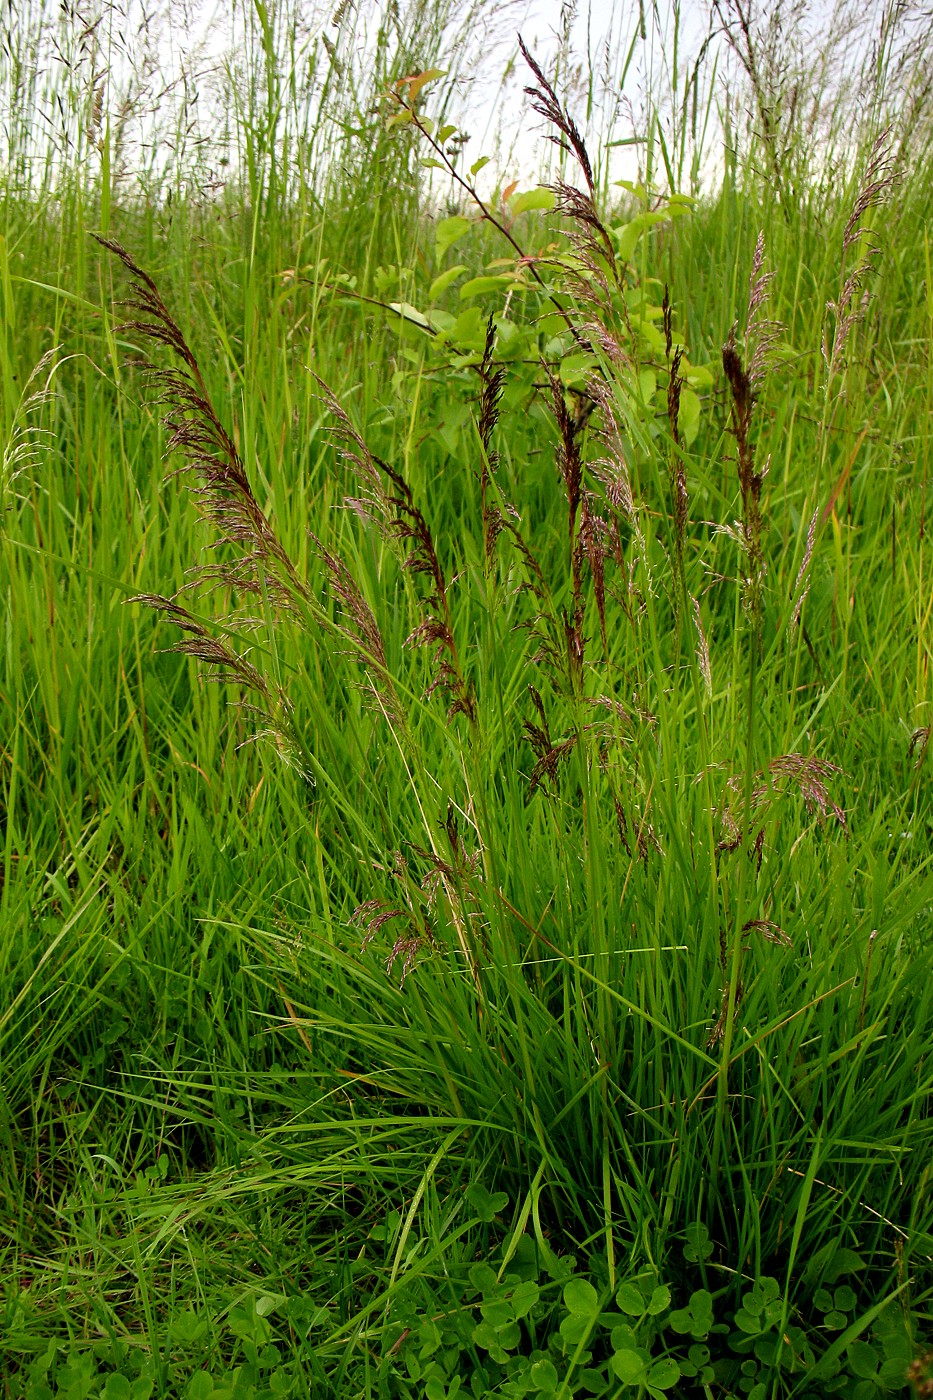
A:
2;0;932;1395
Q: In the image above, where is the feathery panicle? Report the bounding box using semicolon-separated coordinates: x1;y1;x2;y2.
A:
1;349;60;528
745;231;781;388
315;377;388;525
129;593;307;775
477;317;506;567
692;595;712;697
519;35;595;200
909;727;930;772
743;919;792;948
722;324;767;633
824;133;898;381
522;685;579;795
96;237;311;623
310;535;406;732
791;508;818;627
719;751;846;854
320;387;475;725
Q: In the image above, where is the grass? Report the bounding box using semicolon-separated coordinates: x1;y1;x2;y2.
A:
1;0;933;1395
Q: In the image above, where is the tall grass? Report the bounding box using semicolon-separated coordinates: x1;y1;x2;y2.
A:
2;0;933;1395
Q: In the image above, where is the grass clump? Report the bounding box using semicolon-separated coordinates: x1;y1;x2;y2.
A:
2;1;933;1396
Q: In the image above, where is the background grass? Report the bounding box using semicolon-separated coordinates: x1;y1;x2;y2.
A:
1;0;933;1395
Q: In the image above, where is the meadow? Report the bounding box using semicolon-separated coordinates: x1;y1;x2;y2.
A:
1;0;933;1395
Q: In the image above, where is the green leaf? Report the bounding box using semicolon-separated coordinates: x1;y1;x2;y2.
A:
101;1378;133;1400
847;1340;881;1380
510;187;555;215
558;352;598;389
563;1278;599;1317
465;1183;509;1222
468;1263;498;1294
459;274;523;300
169;1309;208;1344
678;386;701;444
684;1225;713;1263
647;1358;681;1389
612;220;644;262
821;1248;867;1285
435;216;473;261
510;1280;540;1320
616;1283;645;1316
638;369;657;405
734;1308;763;1335
647;1285;671;1316
480;1298;514;1327
611;1349;646;1384
470;156;490;177
387;301;432;330
529;1358;559;1392
683;363;714;390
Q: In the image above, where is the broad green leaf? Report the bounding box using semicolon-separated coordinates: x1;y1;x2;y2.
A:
611;1349;646;1383
460;274;523;300
847;1340;880;1379
435;215;473;261
529;1358;559;1392
638;369;657;405
387;301;432;331
559;352;598;389
647;1358;681;1389
468;1262;498;1294
610;1323;639;1350
480;1298;514;1327
678;387;701;444
683;362;714;389
470;156;490;177
449;307;485;349
615;179;650;201
101;1378;132;1400
563;1277;599;1316
510;187;555;215
616;1283;645;1316
465;1182;509;1221
612;220;644;263
510;1280;540;1319
647;1285;671;1316
734;1307;763;1334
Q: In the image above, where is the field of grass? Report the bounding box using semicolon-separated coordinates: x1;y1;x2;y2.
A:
2;0;933;1395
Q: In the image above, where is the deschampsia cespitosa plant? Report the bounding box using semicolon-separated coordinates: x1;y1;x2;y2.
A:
100;45;930;1297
